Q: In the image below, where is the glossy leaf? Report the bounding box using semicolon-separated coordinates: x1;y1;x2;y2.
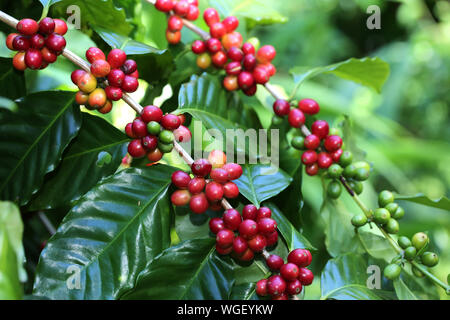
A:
229;282;259;300
29;113;128;210
0;91;81;206
0;57;26;100
393;278;418;300
395;193;450;211
122;239;236;300
235;164;292;206
33;165;177;299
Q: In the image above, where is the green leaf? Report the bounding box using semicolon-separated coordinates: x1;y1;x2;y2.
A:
33;165;177;299
265;203;315;251
393;278;418;300
0;58;26;100
53;0;132;35
29;113;128;210
290;57;390;97
394;193;450;211
321;253;390;300
234;164;292;206
357;231;397;262
229;282;259;300
122;239;236;300
0;91;81;206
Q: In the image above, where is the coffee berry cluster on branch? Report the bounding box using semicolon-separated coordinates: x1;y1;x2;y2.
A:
6;17;67;70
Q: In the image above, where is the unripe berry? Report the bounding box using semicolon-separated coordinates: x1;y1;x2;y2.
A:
298;98;320;115
255;279;268;296
385;218;399;234
273;99;290;117
378;190;394;208
304;134;320;150
286;279;303;295
288;108;305;128
147;148;163;162
122;75;139;93
155;0;175;12
205;181;224;202
324;135;343;152
45;33;66;52
53;19;68;35
128;139;146;158
75;91;89;105
256;45;276;64
88;88;107;109
12;35;30;51
421;252;439;267
38;17;55;35
223;75;238;91
291;136;305;150
208;150;227;169
339;150;353;167
280;263;299;281
196;53;211;69
374;208;391;225
216;229;234;248
16;19;38;36
317;152;333;169
311;120;329;139
86;47;105;63
383;264;401;280
232;236;248;255
41;47;57;63
90;59;111;78
222;16;239;33
238;219;258;240
298;268;314;285
257;207;272;220
242;54;256;71
221;31;243;51
12;52;27;71
242;204;258;221
227;46;244;61
301;150;318;165
168;15;183;32
30;34;45;49
142;105;163;123
267;275;286;296
171;189;191;206
203;8;220;26
191;40;206;54
288;249;311;268
411;232;428;251
209;218;225;234
188;177;206;194
222;163;243;180
223;182;239;199
25;49;43;70
107;48;127;69
351;214;368;227
266;254;284;271
258;218;277;235
189;192;209;214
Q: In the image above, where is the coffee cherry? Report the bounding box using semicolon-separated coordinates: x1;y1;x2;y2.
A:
384;264;401;280
327;180;342;199
412;266;425;278
243;84;257;96
221;209;241;231
132;119;148;138
421;252;439;267
45;33;66;52
203;8;220;26
280;263;299;281
147;148;163;162
351;214;368;227
212;51;227;67
106;69;124;88
211;169;228;184
324;135;343;152
385;218;399;234
412;232;428;251
216;229;234;248
209;218;225;234
378;190;394;207
298;98;320;115
98;100;113;114
398;236;412;249
304;134;320;150
209;22;226;39
305;163;319;176
225;61;241;76
258;218;277;235
384;203;399;215
158;140;174;153
188;177;206;194
253;66;270;85
88;88;107;109
392;206;405;220
166;29;181;44
255;279;268;297
85;47;105;63
104;86;122;101
41;47;57;63
53;19;68;35
288;108;305;128
174;0;189;16
267;275;286;296
161;114;181;130
354;167;369;181
242;42;255;55
298;268;314;285
255;207;270;221
238;248;255;261
186;4;200;21
125;123;136;138
288;249;310;268
107;49;127;69
155;0;175;12
374;208;391;225
239;219;258;240
223;182;239;199
121;59;137;75
301;150;317;165
189;192;209;214
339;151;353;167
242;205;257;221
24;49;43;70
75;91;89;105
191;159;212;177
232;236;248;255
287;279;303;295
12;35;30;51
266;254;284;271
195;53;211;69
159;130;174;144
171;189;191;206
216;244;232;255
272;293;288;300
237;71;254;90
272;99;290;117
227;47;244;61
328;164;343;179
311;120;329;139
16;18;38;36
343;164;356;179
171;171;190;189
223;75;238;91
90;59;110;78
142;105;163;123
122;75;139;93
256;45;276;64
38;17;55;34
205;181;224;202
404;246;417;260
348;180;363;195
222;163;243;180
330;148;343;162
247;234;267;252
128;139;146;158
30;34;45;49
168;15;183;32
291;136;305;150
191;40;206;54
265;231;278;247
223;16;239;33
318;152;333;169
222;31;243;51
5;33;19;50
174;125;191;143
206;150;226;169
242;54;256;71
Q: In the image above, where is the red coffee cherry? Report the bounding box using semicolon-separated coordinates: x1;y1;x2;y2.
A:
238;248;255;261
173;125;192;144
221;31;243;51
257;207;272;220
141;105;163;123
105;86;123;101
216;229;234;248
166;30;181;45
186;5;200;21
122;75;139;93
242;54;256;71
253;66;270;85
161;114;181;130
243;84;257;96
191;159;212;177
45;33;66;52
301;150;318;165
238;71;254;90
258;218;277;235
215;244;232;255
125;123;136;138
38;17;55;34
212;51;227;67
272;293;288;300
174;0;189;16
232;236;248;255
288;249;311;268
5;33;19;50
132;119;148;138
210;22;226;39
30;34;45;49
71;69;86;85
87;88;107;109
189;192;209;214
317;152;333;169
206;38;222;53
205;181;224;202
298;268;314;286
263;63;276;77
210;168;229;183
121;59;138;75
273;99;290;117
12;35;30;51
188;177;206;194
16;19;39;36
107;48;127;69
223;209;242;231
12;52;27;71
305;163;319;176
209;218;225;234
266;254;284;271
227;46;244;61
238;219;258;240
171;189;191;206
191;40;206;54
223;182;239;199
288;108;305;128
324;135;343;152
222;16;239;33
75;91;89;105
330;148;343;162
90;59;111;78
41;47;57;63
128;139;146;158
247;234;267;252
203;8;220;26
222;163;243;180
86;47;105;63
256;45;276;64
255;279;268;297
168;15;183;32
311;120;329;139
242;42;255;55
147;148;163;162
280;263;299;281
286;279;303;295
298;98;320;115
155;0;175;12
107;68;125;87
171;170;191;189
225;61;242;76
304;134;320;150
25;49;43;70
242;204;258;220
267;275;286;296
53;19;68;35
265;231;278;246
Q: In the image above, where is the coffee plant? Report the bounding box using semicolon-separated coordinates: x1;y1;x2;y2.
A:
0;0;448;301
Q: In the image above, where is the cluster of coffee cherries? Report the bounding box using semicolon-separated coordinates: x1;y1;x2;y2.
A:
126;106;190;162
209;205;278;261
6;17;67;71
384;232;440;281
171;150;242;214
154;0;200;44
256;249;314;300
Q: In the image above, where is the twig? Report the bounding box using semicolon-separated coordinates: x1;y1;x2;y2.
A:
38;212;56;235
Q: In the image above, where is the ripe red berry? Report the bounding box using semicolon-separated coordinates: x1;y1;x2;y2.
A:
223;182;239;199
243;84;257;96
122;75;139;93
107;48;127;69
253;66;270;85
191;40;206;54
132;119;148;138
223;209;242;231
188;177;206;194
30;34;45;49
324;135;343;152
227;47;244;61
212;51;227;67
298;268;314;285
256;45;276;64
280;263;299;281
267;275;286;296
5;33;18;50
317;152;333;169
298;98;320;115
147;148;163;162
238;248;255;261
174;125;192;143
12;52;26;71
168;15;184;32
257;207;272;220
304;134;321;150
263;63;276;77
222;16;239;33
266;254;284;271
216;244;232;255
265;231;278;247
86;47;105;63
161;114;181;130
225;61;242;76
12;35;30;51
288;249;311;268
305;163;319;176
216;229;234;248
141;105;163;123
311;120;329;140
272;293;288;300
155;0;175;12
203;8;220;26
174;0;189;16
223;76;238;91
222;163;243;180
128;139;146;158
90;59;111;78
171;170;191;189
38;17;55;34
286;279;303;295
189;192;209;214
232;236;248;255
45;33;66;52
71;69;86;85
206;38;222;53
98;100;113;114
221;31;243;51
210;22;226;39
238;219;258;240
53;19;68;35
238;71;254;90
242;54;256;71
171;189;191;206
209;218;225;234
16;19;38;36
125;123;136;138
106;69;124;87
205;181;224;202
191;159;212;177
186;5;200;21
288;108;305;128
255;279;268;296
210;168;229;183
87;88;107;109
273;99;290;117
41;47;57;63
105;86;123;101
330;148;343;162
242;204;258;220
301;150;318;165
247;234;267;252
121;59;137;75
258;218;277;235
242;42;255;55
25;49;43;70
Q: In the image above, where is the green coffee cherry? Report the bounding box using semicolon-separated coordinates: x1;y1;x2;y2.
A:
354;167;370;181
392;206;405;220
421;252;439;267
147;121;161;135
348;180;363;195
158;141;174;153
343;164;357;179
247;37;260;50
384;264;401;280
327;180;342;199
378;190;394;207
339;151;353;167
291;136;305;150
385;218;399;234
385;203;399;215
272;115;283;126
328;164;343;179
412;265;424;278
374;208;391;225
353;161;371;171
398;236;412;249
404;246;417;260
159;130;174;144
351;214;368;227
411;232;428;251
